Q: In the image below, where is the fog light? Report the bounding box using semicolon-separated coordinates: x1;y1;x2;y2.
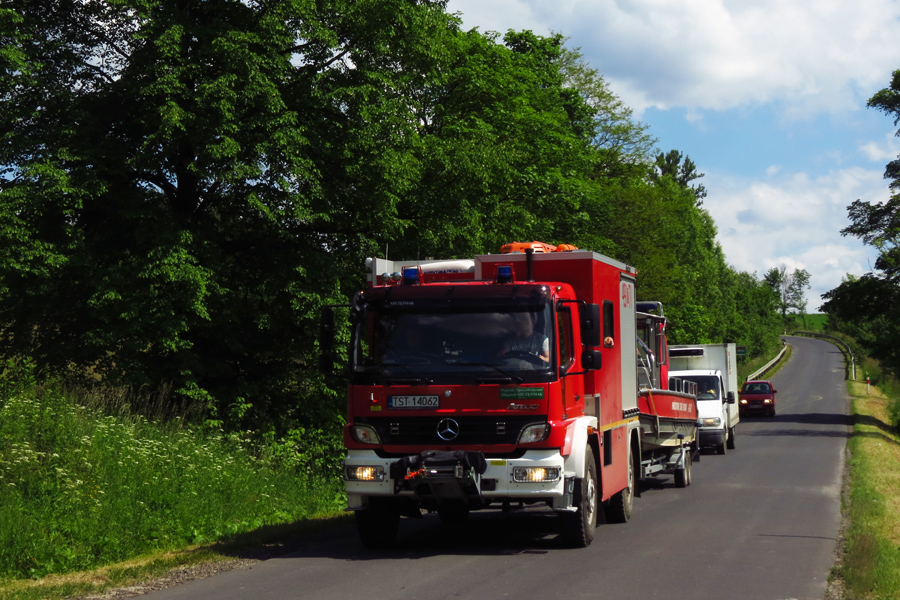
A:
344;466;385;482
351;424;381;444
512;466;560;483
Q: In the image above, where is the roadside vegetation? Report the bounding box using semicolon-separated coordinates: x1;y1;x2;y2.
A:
0;361;345;600
836;373;900;599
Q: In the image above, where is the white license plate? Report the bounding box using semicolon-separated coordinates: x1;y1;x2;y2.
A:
388;395;439;409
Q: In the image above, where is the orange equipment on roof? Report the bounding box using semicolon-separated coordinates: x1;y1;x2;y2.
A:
499;241;579;254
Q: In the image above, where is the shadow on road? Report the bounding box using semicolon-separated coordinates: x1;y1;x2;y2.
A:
204;507;617;563
269;510;605;560
739;411;898;444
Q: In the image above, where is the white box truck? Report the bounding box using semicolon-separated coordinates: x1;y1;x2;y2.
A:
668;343;739;455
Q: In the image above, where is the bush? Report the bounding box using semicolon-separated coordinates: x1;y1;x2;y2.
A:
0;363;344;579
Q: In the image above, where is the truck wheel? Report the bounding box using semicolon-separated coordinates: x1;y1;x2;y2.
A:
726;426;736;450
355;501;400;549
605;450;634;523
560;449;598;547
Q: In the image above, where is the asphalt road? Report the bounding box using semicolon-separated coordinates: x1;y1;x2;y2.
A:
145;336;849;600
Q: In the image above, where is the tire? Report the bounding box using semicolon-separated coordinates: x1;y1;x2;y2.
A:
686;450;693;486
355;501;400;549
726;426;736;450
605;448;635;524
674;449;691;488
716;437;727;455
560;449;598;547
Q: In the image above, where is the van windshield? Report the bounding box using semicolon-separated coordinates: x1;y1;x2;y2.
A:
681;375;721;400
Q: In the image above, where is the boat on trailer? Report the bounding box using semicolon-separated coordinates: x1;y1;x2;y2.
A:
635;302;700;487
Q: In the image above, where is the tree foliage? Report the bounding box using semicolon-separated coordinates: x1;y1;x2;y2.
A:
0;0;783;431
764;266;811;319
823;69;900;374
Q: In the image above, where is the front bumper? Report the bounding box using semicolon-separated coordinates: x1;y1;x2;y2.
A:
698;428;726;447
740;400;773;414
344;448;568;510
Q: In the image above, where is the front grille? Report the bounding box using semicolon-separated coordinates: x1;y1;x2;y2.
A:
356;416;540;445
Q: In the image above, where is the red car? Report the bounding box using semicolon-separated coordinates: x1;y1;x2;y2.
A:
739;380;777;417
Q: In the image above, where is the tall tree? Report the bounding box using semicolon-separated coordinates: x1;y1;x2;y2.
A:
764;266;811;319
557;45;657;180
652;149;707;203
0;1;608;427
823;69;900;373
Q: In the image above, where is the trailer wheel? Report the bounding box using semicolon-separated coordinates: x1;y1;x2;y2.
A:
560;448;597;547
674;449;692;488
605;449;634;523
726;426;736;450
355;501;400;549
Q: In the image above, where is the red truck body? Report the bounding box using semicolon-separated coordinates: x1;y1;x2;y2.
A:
335;245;644;547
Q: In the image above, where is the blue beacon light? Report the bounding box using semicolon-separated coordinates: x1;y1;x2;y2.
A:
401;266;421;285
496;265;514;284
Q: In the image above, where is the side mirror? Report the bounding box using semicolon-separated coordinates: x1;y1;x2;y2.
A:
580;303;602;347
581;349;603;371
726;391;735;404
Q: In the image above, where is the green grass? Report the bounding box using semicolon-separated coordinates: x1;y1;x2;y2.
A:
837;379;900;599
0;364;345;596
788;313;828;332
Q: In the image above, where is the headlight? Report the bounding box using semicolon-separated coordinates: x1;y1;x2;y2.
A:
351;424;381;444
700;417;722;427
344;466;385;482
517;422;550;444
512;466;560;483
764;399;771;404
740;399;748;404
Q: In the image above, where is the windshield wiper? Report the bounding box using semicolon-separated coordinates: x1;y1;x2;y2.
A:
381;360;434;385
450;361;525;384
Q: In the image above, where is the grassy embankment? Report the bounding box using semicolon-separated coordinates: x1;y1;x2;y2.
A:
832;366;900;599
0;364;347;600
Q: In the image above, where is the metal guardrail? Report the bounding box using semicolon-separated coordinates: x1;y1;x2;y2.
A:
791;331;856;380
746;345;788;382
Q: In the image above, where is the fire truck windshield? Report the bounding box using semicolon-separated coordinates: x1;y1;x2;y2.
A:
350;303;555;385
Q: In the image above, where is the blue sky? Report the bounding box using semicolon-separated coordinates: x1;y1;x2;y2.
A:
448;0;900;311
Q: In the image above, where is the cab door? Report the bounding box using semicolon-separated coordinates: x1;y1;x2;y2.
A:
557;305;583;420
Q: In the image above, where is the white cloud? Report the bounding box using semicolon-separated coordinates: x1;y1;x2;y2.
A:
448;0;900;117
706;166;886;308
859;132;900;163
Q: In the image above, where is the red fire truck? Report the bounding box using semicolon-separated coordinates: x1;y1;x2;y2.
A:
321;243;652;547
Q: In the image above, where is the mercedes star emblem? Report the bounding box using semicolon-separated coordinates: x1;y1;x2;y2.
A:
436;418;460;441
